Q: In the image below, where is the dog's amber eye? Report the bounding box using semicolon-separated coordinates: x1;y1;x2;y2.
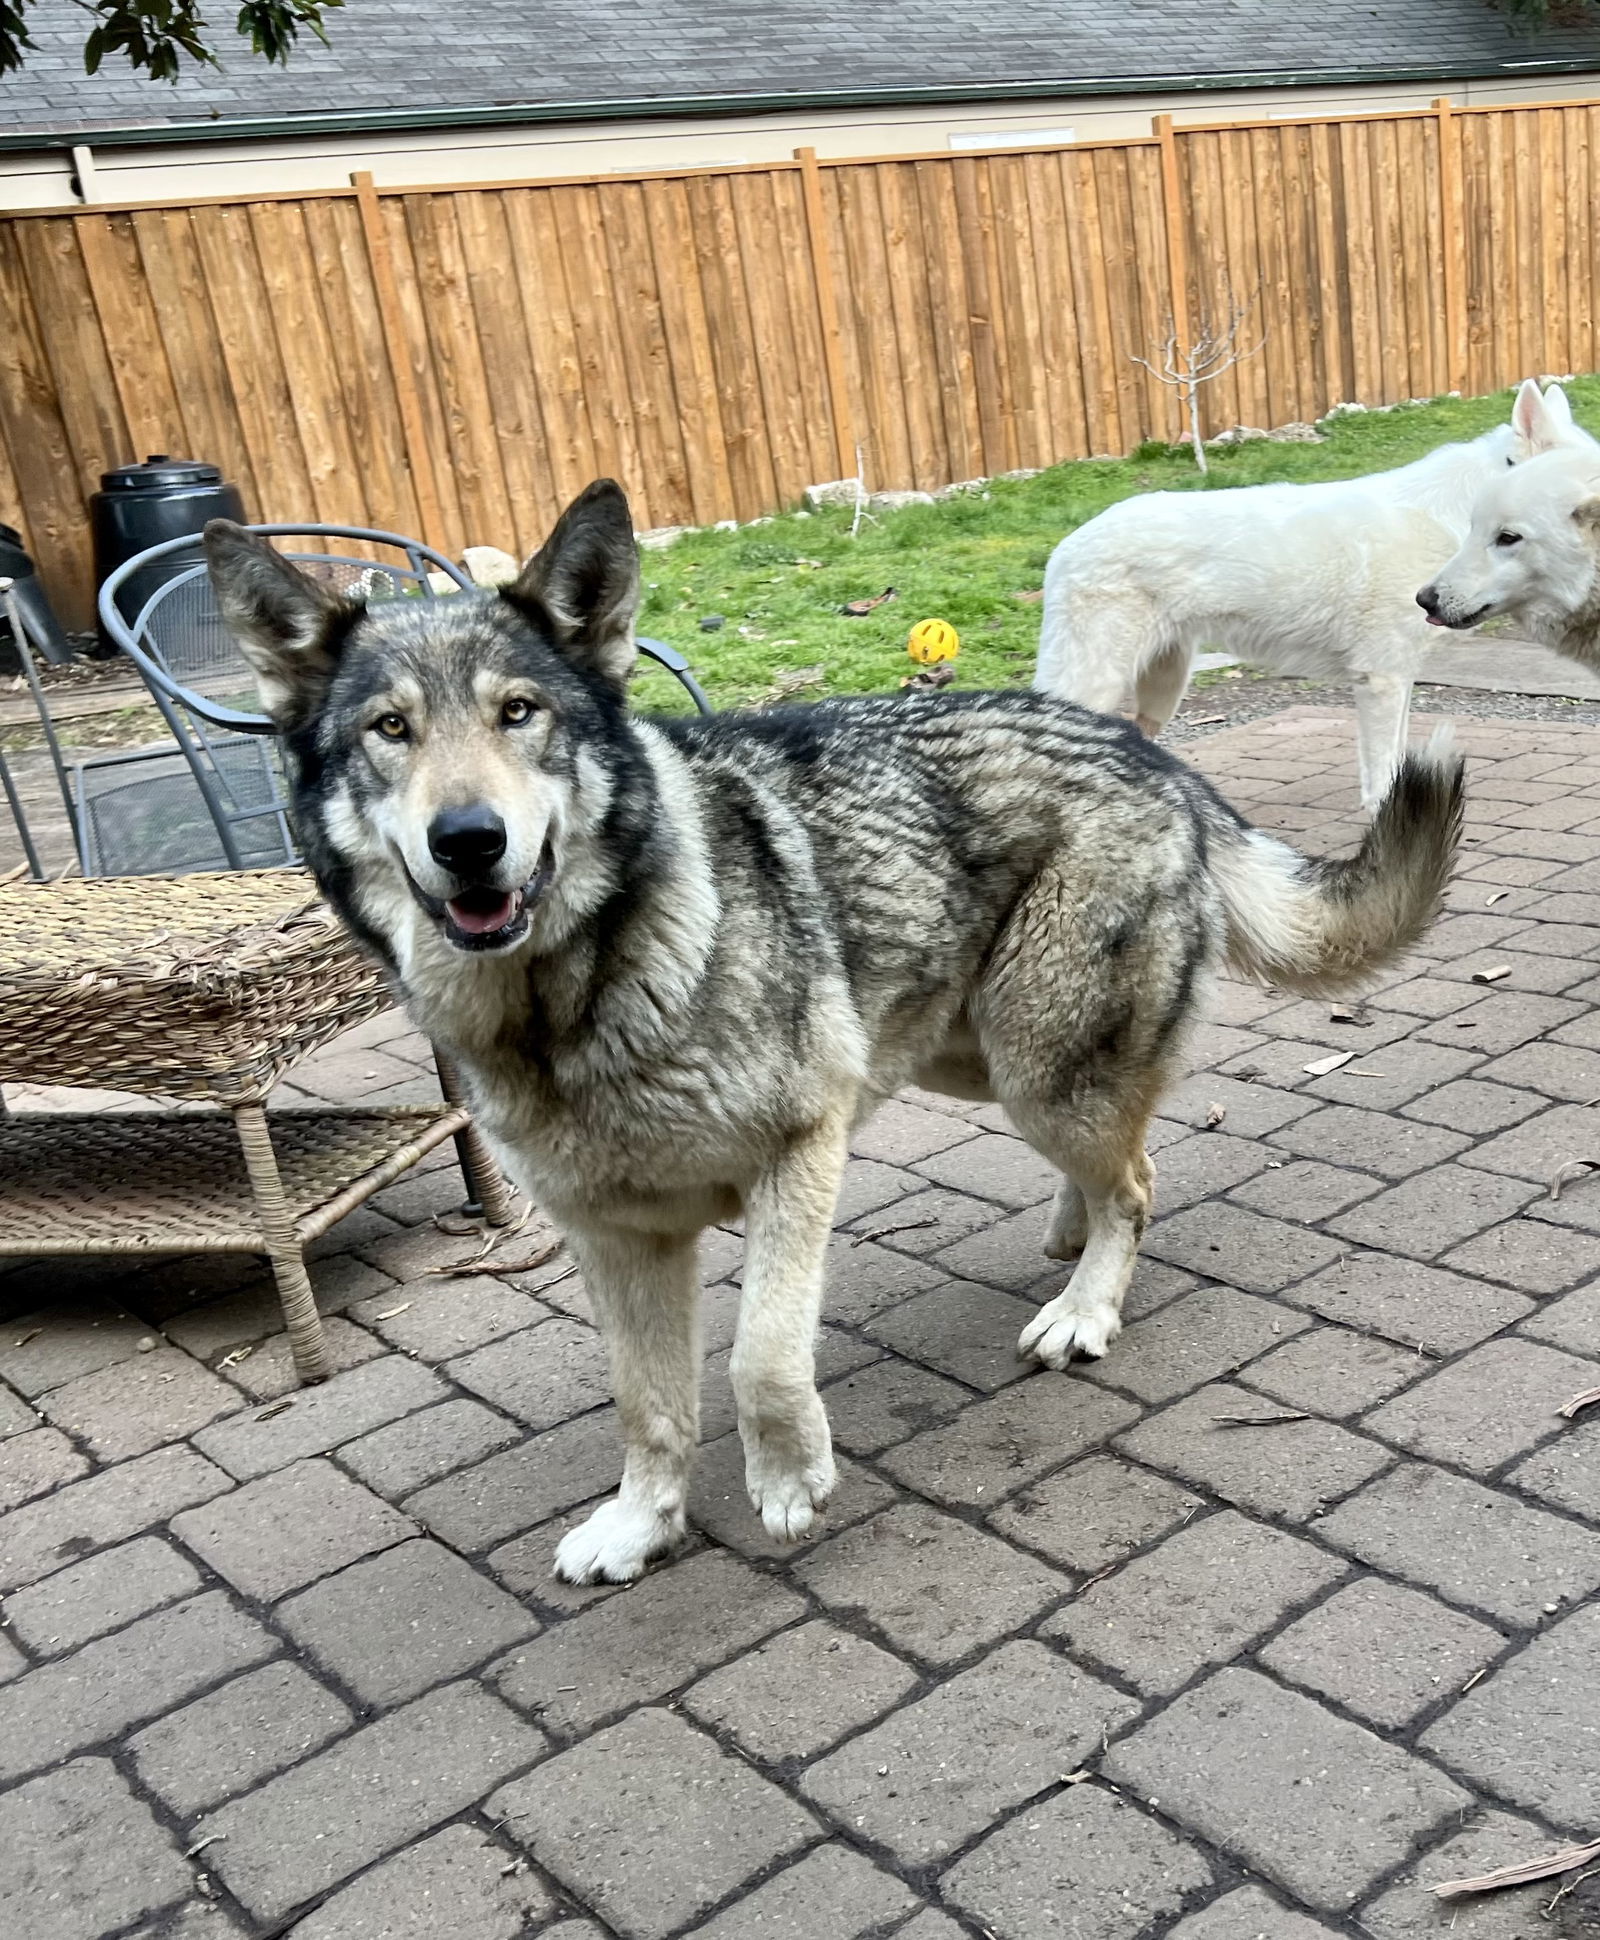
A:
501;697;536;726
373;713;409;741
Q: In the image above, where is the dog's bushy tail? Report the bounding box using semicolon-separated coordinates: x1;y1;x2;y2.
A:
1209;727;1465;998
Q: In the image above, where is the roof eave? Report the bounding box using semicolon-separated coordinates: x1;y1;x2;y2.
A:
2;53;1598;153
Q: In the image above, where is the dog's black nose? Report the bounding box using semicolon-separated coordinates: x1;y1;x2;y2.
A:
1416;584;1440;615
428;805;507;875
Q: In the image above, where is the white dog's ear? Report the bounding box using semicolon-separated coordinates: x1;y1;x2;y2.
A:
204;520;353;729
508;480;640;691
1542;383;1576;431
1511;377;1570;460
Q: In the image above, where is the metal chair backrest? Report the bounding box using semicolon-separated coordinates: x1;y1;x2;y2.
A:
100;524;713;739
97;524;712;873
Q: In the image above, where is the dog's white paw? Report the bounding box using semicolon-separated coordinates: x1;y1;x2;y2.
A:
1017;1296;1123;1370
743;1423;836;1544
553;1496;684;1584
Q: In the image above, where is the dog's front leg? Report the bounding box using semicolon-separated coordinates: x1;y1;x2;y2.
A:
552;1223;700;1585
732;1111;850;1543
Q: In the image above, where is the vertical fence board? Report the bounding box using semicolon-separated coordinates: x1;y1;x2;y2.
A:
637;176;732;524
0;225;94;623
303;196;420;540
453;190;561;549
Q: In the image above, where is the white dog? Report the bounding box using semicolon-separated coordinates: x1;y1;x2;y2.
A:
1418;445;1600;663
1036;381;1594;808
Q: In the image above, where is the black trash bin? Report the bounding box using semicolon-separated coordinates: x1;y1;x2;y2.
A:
91;456;246;655
0;521;72;669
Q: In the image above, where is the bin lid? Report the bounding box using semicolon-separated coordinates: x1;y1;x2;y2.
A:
98;455;224;493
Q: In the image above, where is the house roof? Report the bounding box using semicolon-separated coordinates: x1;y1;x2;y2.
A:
5;0;1600;145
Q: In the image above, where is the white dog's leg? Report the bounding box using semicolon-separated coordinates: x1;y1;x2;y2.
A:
731;1109;851;1543
1352;673;1412;812
1132;641;1193;739
554;1223;700;1584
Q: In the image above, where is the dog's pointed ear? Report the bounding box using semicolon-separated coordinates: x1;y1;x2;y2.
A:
204;521;350;728
1511;377;1569;459
508;480;639;690
1542;382;1576;432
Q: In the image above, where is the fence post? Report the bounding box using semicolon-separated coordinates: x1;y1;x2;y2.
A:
1153;115;1192;362
1434;97;1468;395
350;171;449;553
794;147;858;483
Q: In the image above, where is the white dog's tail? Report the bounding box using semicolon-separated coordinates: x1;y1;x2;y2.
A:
1209;728;1465;997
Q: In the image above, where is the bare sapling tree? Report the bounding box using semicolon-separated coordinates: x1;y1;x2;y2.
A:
1132;286;1265;474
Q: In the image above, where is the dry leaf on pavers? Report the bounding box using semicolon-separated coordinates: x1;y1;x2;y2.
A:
1329;1004;1369;1025
441;1238;563;1278
1548;1159;1600;1201
1303;1051;1356;1076
1204;1104;1227;1128
851;1217;938;1247
1212;1410;1313;1427
1472;964;1512;984
1432;1833;1600;1898
1486;890;1511;907
1559;1383;1600;1420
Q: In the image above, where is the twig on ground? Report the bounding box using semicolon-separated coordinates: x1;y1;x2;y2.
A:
1543;1865;1600;1917
1212;1410;1312;1428
441;1237;563;1279
851;1217;938;1247
1548;1159;1600;1202
1431;1834;1600;1899
1559;1382;1600;1420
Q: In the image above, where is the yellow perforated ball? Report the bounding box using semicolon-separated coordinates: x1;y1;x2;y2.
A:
907;618;960;664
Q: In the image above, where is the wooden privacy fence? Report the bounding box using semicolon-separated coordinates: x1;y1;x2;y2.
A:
4;94;1600;627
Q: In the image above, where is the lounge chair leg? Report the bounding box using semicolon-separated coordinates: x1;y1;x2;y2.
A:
233;1101;330;1383
433;1049;517;1227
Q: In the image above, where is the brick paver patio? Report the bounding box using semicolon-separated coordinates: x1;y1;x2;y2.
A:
3;704;1599;1939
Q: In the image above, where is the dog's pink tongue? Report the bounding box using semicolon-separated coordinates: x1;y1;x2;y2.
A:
1424;613;1447;627
447;893;517;935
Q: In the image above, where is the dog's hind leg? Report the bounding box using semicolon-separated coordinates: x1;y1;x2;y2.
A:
553;1224;701;1584
1132;640;1193;738
1352;672;1413;812
1011;1103;1155;1368
732;1105;852;1542
1043;1177;1088;1259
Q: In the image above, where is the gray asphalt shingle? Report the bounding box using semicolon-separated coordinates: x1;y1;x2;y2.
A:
4;1;1600;140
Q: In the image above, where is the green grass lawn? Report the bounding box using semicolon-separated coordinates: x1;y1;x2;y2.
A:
629;378;1600;715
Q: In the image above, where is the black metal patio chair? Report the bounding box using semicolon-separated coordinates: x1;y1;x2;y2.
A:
96;523;712;876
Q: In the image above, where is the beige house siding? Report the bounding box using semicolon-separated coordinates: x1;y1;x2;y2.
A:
5;69;1600;210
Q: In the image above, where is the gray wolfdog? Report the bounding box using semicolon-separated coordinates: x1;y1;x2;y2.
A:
205;483;1463;1584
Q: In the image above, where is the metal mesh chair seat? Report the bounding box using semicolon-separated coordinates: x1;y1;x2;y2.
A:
79;740;291;878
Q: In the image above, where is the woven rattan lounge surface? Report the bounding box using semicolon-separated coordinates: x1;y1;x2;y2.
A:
0;871;389;1101
0;1107;468;1255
